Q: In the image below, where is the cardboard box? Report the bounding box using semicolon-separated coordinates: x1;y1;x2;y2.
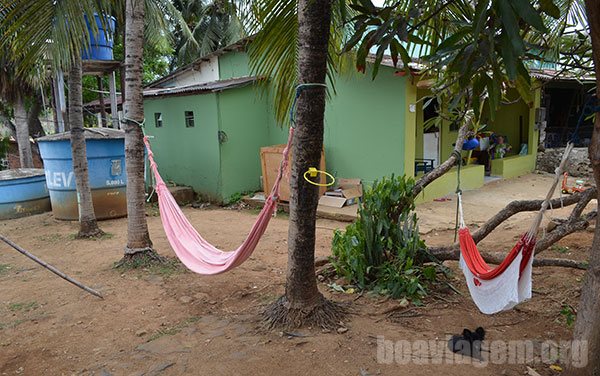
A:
319;178;362;208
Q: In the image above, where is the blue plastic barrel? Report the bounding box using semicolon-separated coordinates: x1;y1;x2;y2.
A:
0;169;52;220
82;14;116;61
37;129;127;220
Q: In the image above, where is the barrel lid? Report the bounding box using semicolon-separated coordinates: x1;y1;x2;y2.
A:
0;168;45;181
37;128;125;142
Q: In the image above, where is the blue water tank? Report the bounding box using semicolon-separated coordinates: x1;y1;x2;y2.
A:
37;129;127;221
82;14;116;61
0;169;52;220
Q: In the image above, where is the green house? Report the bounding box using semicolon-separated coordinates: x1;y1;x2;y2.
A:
142;40;541;203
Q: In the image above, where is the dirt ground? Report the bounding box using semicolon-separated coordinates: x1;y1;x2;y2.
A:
0;173;595;375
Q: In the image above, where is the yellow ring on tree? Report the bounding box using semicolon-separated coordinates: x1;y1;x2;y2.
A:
303;167;335;187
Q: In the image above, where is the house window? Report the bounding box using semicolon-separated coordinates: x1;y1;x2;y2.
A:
154;113;163;128
185;111;195;128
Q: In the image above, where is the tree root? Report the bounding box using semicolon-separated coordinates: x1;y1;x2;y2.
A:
114;248;168;269
262;295;347;330
76;228;105;239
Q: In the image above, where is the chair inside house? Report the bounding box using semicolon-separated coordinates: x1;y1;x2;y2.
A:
415;158;435;173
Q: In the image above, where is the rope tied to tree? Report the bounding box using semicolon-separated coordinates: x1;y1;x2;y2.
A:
452;149;463;242
289;83;328;128
121;116;146;129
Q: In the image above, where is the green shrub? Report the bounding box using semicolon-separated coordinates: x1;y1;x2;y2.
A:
331;174;435;300
225;191;252;206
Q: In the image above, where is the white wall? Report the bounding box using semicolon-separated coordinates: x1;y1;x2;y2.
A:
157;56;219;88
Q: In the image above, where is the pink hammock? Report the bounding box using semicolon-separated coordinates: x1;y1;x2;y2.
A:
143;128;293;275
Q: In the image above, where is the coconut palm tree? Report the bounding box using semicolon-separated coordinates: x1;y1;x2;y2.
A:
68;53;104;237
1;1;108;236
246;0;349;125
244;0;352;328
0;45;35;168
171;0;246;69
1;0;194;251
259;0;348;329
121;0;155;259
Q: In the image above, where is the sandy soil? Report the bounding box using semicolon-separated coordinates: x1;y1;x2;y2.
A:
0;173;594;376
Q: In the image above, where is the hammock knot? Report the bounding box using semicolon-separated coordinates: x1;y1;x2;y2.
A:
289;83;328;127
122;117;146;128
451;150;462;162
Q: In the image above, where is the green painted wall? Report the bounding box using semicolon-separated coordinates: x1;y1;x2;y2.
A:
439;118;458;161
490;154;536;179
143;50;542;202
217;85;272;200
267;67;410;185
484;91;531;157
488;89;541;179
325;67;408;184
143;93;222;200
418;86;540;179
218;52;251;79
415;164;485;203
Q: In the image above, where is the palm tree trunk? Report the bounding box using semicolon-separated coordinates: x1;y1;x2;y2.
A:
121;0;155;259
263;0;345;329
13;94;33;168
68;54;103;238
567;1;600;374
27;94;45;138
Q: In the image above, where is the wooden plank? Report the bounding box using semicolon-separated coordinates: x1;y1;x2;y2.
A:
82;60;122;76
260;144;326;202
108;72;120;129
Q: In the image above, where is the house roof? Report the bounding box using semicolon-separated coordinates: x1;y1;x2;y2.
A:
367;54;427;71
145;37;253;89
144;76;258;98
529;69;596;83
84;76;259;110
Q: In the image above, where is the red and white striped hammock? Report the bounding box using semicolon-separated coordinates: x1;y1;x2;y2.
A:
457;143;574;314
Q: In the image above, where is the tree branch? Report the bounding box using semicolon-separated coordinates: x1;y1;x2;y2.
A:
412;112;470;197
428;247;588;270
535;211;597;254
472;188;597;244
427;189;597;265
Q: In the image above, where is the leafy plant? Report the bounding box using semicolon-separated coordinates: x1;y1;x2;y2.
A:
331;174;434;300
560;305;576;327
225;190;254;206
226;192;244;206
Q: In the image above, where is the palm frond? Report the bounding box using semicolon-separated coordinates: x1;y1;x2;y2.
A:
1;0;115;76
247;0;351;126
